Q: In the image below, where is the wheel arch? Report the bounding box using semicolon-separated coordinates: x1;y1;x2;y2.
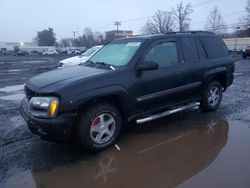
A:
203;68;228;91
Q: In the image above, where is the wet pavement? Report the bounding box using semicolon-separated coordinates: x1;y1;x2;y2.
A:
0;55;250;188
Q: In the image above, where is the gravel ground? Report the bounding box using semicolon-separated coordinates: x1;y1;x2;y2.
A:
0;54;250;188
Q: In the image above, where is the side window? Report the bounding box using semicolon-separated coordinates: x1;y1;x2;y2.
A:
200;36;229;58
196;38;207;59
144;41;178;68
181;36;199;62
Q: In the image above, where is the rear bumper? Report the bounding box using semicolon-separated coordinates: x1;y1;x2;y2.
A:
20;97;77;142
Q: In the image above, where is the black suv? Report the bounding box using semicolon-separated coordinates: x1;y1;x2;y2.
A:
20;31;234;151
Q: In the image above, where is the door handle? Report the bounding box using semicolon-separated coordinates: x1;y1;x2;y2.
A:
174;72;182;77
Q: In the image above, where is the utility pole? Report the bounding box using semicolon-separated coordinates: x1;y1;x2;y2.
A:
72;31;78;40
114;21;121;39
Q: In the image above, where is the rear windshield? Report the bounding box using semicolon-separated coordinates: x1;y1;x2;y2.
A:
200;36;229;58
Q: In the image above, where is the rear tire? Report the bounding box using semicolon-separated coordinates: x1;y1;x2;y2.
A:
77;103;122;151
200;81;222;112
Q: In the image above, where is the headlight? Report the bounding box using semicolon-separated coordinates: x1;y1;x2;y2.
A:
30;97;59;118
243;49;246;52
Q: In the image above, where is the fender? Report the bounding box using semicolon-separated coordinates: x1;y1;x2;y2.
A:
200;67;228;92
203;67;227;83
204;67;227;78
64;84;133;116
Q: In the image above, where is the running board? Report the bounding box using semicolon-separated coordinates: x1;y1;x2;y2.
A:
136;102;200;124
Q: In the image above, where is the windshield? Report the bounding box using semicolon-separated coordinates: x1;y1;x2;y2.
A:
79;46;101;57
89;40;143;67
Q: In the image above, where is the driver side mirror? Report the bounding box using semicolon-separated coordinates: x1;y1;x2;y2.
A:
136;61;159;72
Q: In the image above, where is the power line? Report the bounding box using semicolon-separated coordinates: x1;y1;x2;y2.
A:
192;10;245;25
94;0;221;30
197;21;249;31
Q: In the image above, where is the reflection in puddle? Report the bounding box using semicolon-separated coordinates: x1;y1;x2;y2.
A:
2;119;250;188
0;94;25;101
7;69;22;72
0;85;24;92
1;118;229;188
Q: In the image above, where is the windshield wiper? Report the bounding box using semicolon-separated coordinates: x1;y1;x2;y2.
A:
95;62;116;70
81;60;95;66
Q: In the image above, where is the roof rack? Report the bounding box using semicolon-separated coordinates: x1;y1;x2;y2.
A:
165;31;214;35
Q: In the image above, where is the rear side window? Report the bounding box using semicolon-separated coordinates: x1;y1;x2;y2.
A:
200;36;229;58
144;41;178;68
181;36;199;62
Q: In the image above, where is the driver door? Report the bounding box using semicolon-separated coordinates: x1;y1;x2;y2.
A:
135;38;186;110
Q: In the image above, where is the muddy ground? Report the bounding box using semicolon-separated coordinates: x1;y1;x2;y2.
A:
0;54;250;188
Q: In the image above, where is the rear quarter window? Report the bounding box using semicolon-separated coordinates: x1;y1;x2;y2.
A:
200;36;229;58
181;36;199;62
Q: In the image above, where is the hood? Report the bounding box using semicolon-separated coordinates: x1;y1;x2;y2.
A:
79;56;90;63
60;56;91;67
27;65;108;93
60;56;81;65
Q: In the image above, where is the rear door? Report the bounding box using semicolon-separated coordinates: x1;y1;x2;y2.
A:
177;35;207;100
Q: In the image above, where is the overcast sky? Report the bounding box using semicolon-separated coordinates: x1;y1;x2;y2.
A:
0;0;247;42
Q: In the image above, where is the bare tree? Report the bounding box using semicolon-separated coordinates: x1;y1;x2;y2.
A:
240;0;250;27
205;6;227;35
172;2;193;32
142;10;176;34
59;38;72;47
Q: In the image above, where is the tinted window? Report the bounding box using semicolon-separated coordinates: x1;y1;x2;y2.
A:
181;36;199;62
144;42;178;68
196;38;207;59
200;36;229;58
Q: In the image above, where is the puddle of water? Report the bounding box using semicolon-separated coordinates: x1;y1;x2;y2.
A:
177;120;250;188
7;69;22;72
234;72;244;76
1;118;250;188
0;94;25;101
20;61;46;64
0;85;24;92
0;118;228;187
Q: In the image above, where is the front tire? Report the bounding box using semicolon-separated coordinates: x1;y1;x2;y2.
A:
201;81;222;112
77;103;122;151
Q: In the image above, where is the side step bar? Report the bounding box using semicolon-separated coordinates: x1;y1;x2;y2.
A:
136;102;200;124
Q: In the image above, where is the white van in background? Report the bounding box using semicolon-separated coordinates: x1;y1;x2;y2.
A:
58;45;103;68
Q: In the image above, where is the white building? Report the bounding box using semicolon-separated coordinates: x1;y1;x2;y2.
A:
0;41;55;53
223;37;250;51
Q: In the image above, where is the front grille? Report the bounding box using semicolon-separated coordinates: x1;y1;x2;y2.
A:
24;85;39;100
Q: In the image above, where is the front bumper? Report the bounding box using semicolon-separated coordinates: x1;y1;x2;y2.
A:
20;97;77;142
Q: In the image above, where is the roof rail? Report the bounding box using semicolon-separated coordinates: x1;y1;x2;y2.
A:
165;31;215;35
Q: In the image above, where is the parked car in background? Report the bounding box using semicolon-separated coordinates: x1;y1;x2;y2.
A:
58;45;103;68
67;49;80;55
42;49;58;56
14;51;29;56
1;50;13;55
242;46;250;59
